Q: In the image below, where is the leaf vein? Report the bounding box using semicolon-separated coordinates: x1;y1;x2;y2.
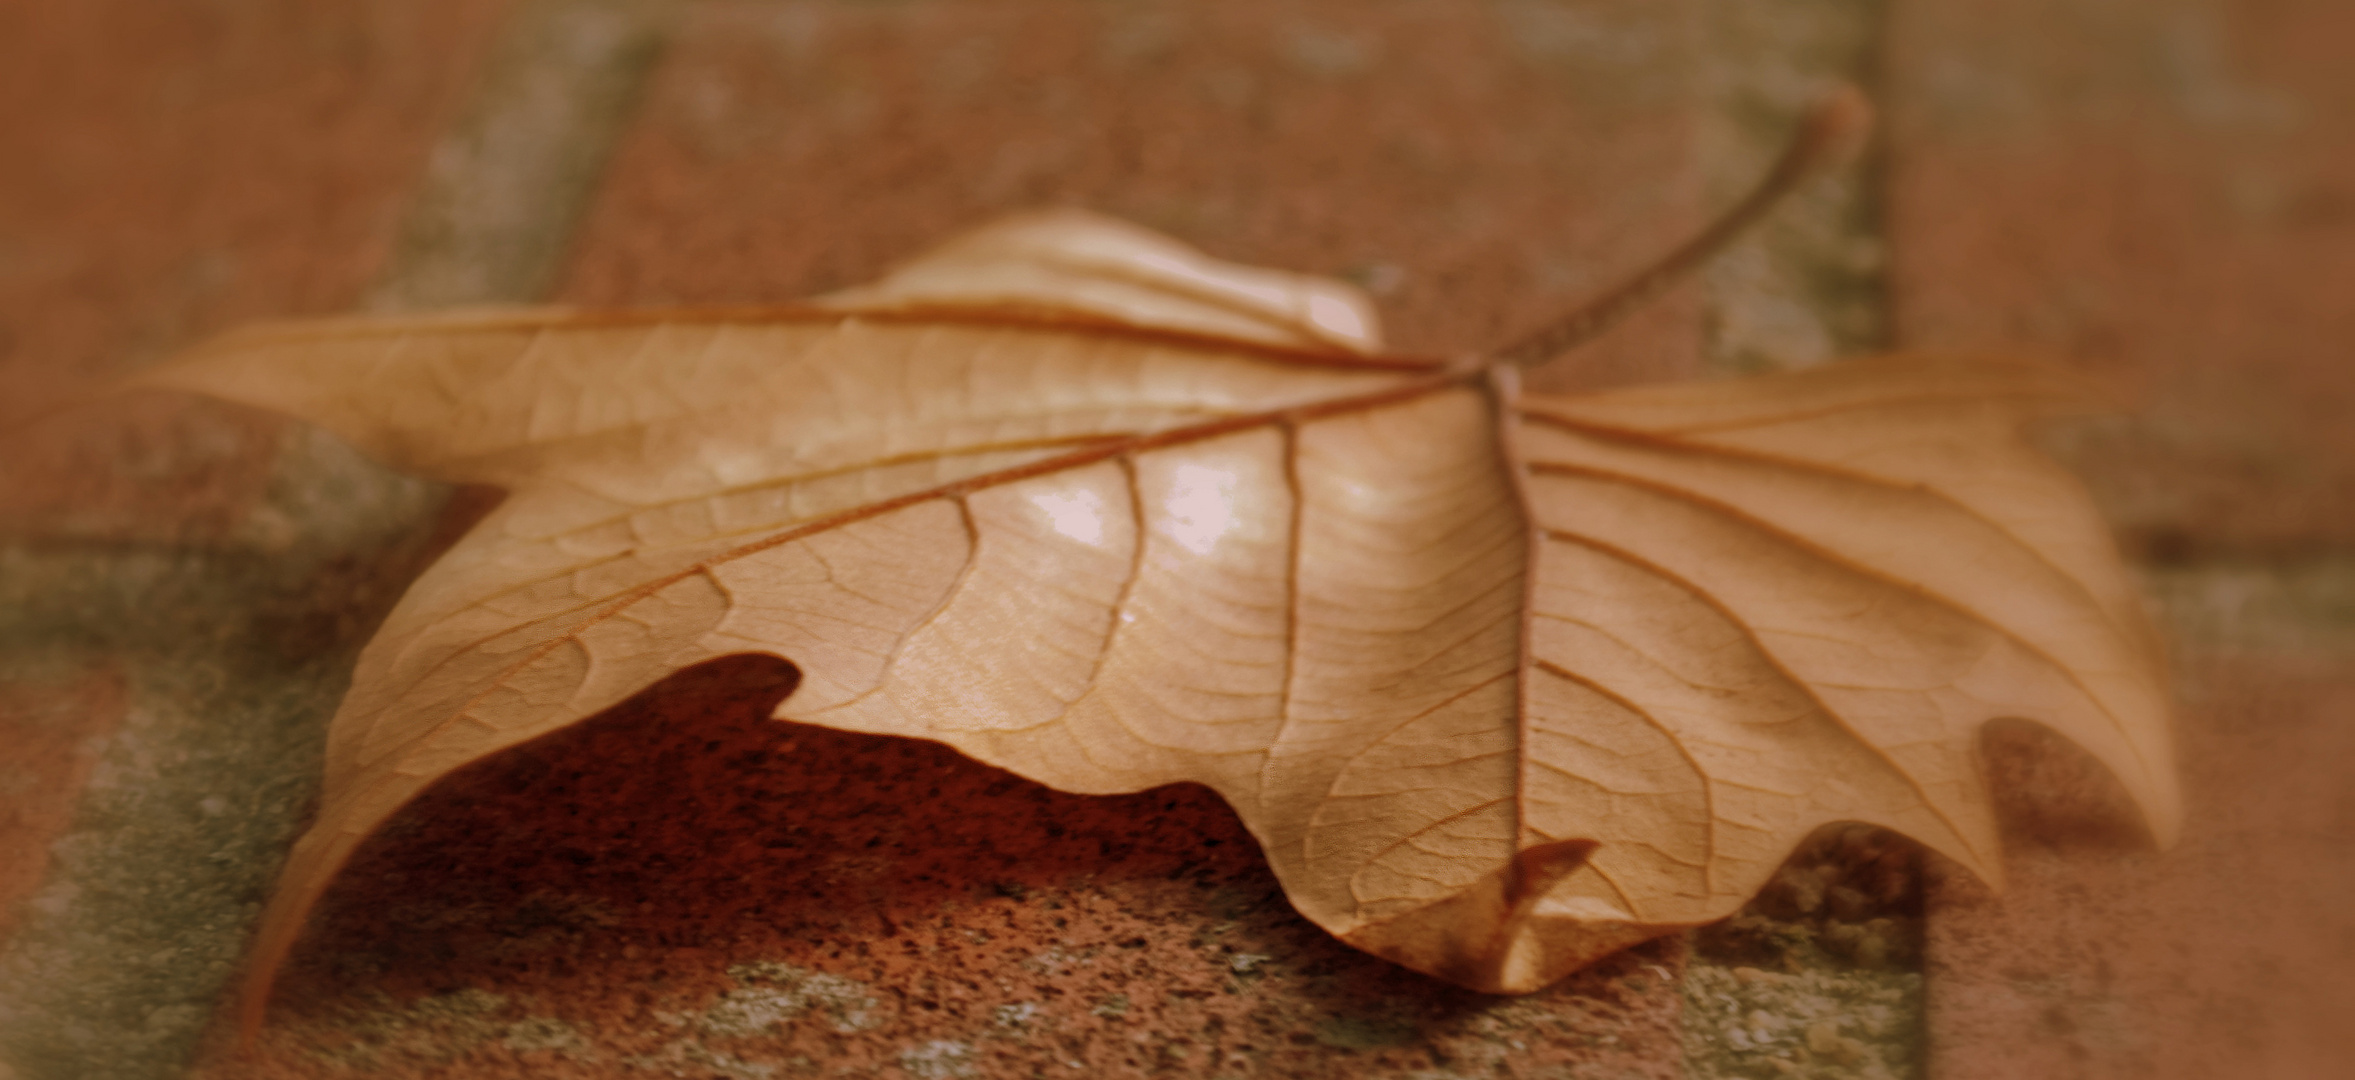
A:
1538;527;1993;872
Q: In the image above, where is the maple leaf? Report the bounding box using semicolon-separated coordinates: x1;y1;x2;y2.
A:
128;92;2175;1034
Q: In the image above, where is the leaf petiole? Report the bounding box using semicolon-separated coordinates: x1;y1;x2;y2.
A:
1491;86;1874;370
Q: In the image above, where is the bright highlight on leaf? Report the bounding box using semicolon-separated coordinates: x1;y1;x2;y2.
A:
129;93;2174;1039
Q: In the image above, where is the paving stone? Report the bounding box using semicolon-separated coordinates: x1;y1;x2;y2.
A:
363;0;670;311
195;658;1691;1078
559;0;1711;392
0;3;522;1077
0;665;128;947
1923;638;2355;1080
0;0;519;426
0;0;522;545
0;519;457;1080
1694;0;1891;374
0;394;293;549
1883;0;2355;555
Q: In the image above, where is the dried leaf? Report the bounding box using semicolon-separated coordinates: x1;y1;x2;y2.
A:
136;209;2176;1026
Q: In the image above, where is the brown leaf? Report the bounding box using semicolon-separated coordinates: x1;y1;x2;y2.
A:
136;210;2176;1027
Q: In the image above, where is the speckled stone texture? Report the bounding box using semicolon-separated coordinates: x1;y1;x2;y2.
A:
0;0;517;496
1885;0;2355;557
0;2;516;1076
1920;654;2355;1079
557;0;1710;391
199;657;1688;1078
0;0;515;549
0;668;127;946
1884;0;2355;1076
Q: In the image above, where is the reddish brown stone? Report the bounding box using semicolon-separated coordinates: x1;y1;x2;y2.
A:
1923;656;2355;1079
1884;0;2355;555
0;393;288;546
0;666;128;948
560;0;1711;393
199;657;1689;1078
1887;4;2355;1073
0;0;518;537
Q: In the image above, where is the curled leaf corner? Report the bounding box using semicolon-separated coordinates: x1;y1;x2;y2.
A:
134;210;2175;1030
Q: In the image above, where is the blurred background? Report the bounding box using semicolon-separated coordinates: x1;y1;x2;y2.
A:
2;1;2349;1077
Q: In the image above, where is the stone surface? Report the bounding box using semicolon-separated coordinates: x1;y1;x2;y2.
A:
1884;0;2355;555
0;666;127;947
363;0;669;311
0;2;518;1076
558;0;1711;392
1923;644;2355;1080
0;0;522;551
1682;823;1929;1080
194;658;1690;1078
1883;2;2355;1076
0;0;517;427
1694;0;1890;374
0;460;455;1080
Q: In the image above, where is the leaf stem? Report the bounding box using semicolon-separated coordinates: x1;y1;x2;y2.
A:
1490;86;1874;370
